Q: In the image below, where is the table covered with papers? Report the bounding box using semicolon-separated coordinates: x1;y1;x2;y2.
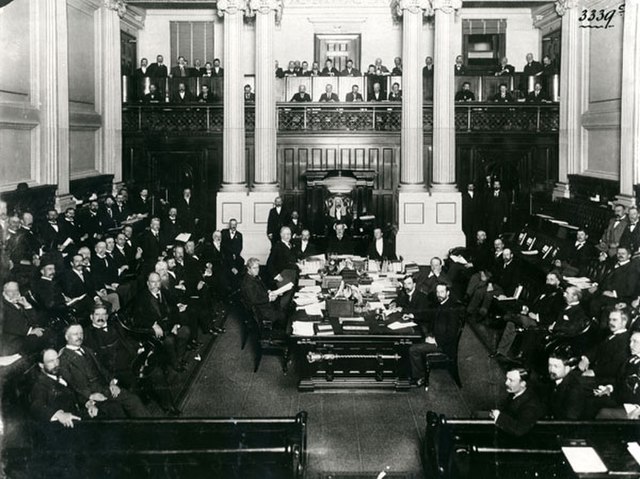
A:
287;261;422;391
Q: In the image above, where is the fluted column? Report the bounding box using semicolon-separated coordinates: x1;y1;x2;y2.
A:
396;0;429;189
431;0;461;190
99;0;125;185
218;0;247;190
619;0;640;202
40;0;70;195
250;0;282;190
555;0;582;195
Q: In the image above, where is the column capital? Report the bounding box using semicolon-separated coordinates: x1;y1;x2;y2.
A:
249;0;283;24
217;0;249;17
432;0;462;14
392;0;434;17
555;0;579;16
103;0;126;18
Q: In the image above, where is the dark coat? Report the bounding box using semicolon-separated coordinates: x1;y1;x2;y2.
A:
221;229;243;266
601;261;639;302
586;331;631;386
549;368;589;419
551;303;589;337
425;299;461;359
30;372;82;423
366;239;396;261
495;387;546;436
58;345;112;400
295;240;318;260
1;298;40;355
268;241;298;279
326;236;354;256
290;92;312;102
267;207;290;239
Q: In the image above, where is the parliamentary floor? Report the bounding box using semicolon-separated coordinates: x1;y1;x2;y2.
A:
181;312;509;477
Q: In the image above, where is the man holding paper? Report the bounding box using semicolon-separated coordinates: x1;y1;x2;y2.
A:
267;227;298;310
241;258;286;329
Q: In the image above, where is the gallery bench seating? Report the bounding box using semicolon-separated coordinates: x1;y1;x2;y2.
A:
8;412;308;479
423;411;640;479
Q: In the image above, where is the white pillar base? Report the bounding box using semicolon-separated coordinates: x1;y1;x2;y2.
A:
55;193;76;212
552;182;570;200
395;190;465;264
216;190;275;263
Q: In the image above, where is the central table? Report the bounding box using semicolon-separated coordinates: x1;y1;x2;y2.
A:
288;311;422;391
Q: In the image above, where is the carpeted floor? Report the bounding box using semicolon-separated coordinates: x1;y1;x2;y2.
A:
181;312;508;476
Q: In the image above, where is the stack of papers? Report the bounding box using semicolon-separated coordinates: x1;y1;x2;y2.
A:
299;259;326;276
299;285;322;294
294;294;320;307
387;321;417;330
298;278;317;287
627;442;640;465
561;447;607;474
449;254;468;265
292;321;315;337
303;301;325;316
565;277;593;289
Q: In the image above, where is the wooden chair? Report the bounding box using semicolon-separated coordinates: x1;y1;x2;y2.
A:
425;308;466;388
247;305;289;374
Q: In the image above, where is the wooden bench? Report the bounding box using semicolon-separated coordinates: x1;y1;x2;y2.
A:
6;413;308;479
423;411;640;479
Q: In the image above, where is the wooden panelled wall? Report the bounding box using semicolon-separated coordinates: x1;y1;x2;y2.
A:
276;135;413;231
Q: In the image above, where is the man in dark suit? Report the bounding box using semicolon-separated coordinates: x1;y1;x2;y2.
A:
2;281;50;355
496;248;521;297
133;272;191;372
13;212;41;263
267;227;298;309
290;84;312;102
422;56;434;77
455;82;475;102
321;59;339;77
461;184;480;245
367;227;396;261
61;254;99;318
211;58;224;77
190;58;205;76
592;330;640;419
340;59;361;77
162;207;182;244
295;229;317;260
493;271;565;359
287;210;304;239
170;82;194;104
547;348;589;419
392;275;430;321
140;217;165;272
599;204;628;257
39;209;63;253
318;84;339;102
345;84;364;102
266;196;289;243
523;53;544;77
391;57;403;76
368;82;384;102
197;84;215;103
31;349;89;427
175;187;200;235
142;83;163;103
557;229;595;277
388;82;402;101
58;324;149;418
526;82;550;103
147;54;168;78
492;83;514;103
494;56;515;76
130;188;152;217
415;257;452;302
78;200;103;245
588;246;639;326
491;367;546;436
484;179;510;240
221;218;244;275
409;283;461;388
619;206;640;256
326;223;354;255
549;286;590;338
32;260;69;320
243;84;255;102
134;57;150;80
170;56;189;78
579;309;631;388
98;196;117;232
454;55;466;75
241;257;286;328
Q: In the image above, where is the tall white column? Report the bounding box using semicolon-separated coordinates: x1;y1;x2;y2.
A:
39;0;70;196
218;0;247;190
394;0;464;263
250;0;281;190
619;0;640;204
397;0;428;189
99;0;125;185
431;0;460;190
554;0;582;199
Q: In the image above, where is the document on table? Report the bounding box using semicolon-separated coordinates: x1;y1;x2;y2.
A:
294;294;320;307
292;321;315;337
298;278;317;287
561;447;608;474
272;282;293;296
299;285;322;294
367;301;386;310
387;321;417;330
338;317;365;323
303;301;326;316
627;442;640;465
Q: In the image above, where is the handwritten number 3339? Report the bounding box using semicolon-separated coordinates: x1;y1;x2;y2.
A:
578;5;625;29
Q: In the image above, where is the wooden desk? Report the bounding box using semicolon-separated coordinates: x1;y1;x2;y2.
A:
289;310;421;391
